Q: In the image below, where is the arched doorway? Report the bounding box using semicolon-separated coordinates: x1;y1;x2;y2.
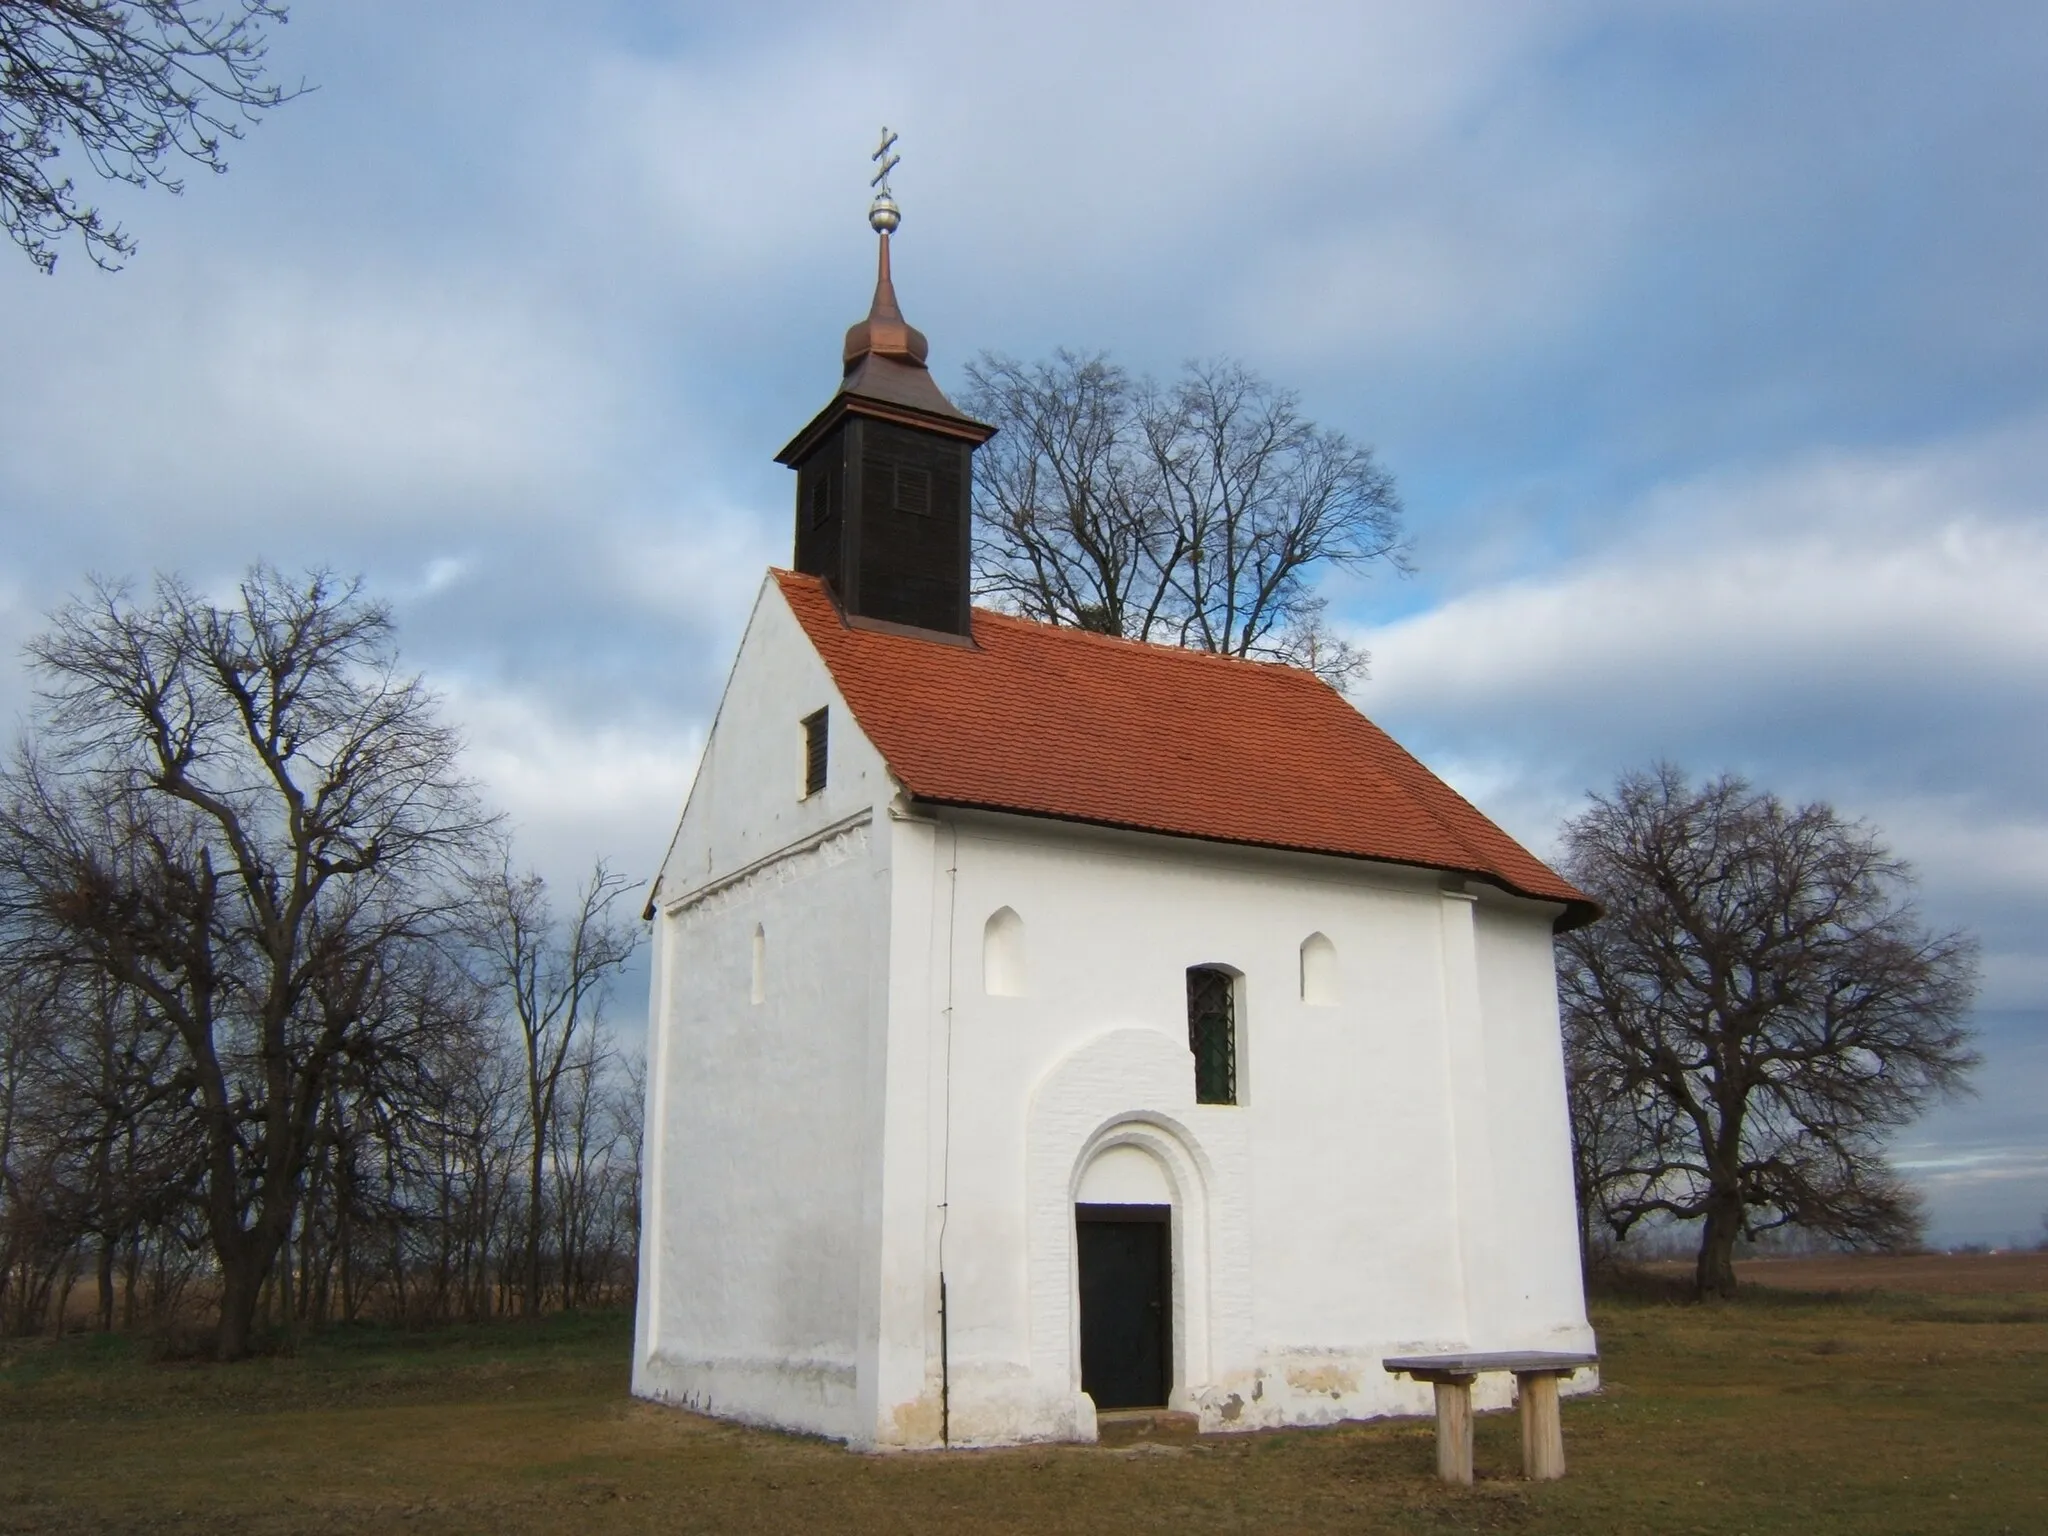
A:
1031;1037;1248;1437
1075;1144;1173;1410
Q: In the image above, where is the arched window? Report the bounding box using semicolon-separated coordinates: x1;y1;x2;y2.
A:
984;907;1025;997
1186;966;1237;1105
1300;932;1338;1006
750;923;766;1005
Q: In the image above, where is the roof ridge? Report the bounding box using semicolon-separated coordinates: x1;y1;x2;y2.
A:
776;568;1330;682
967;603;1331;683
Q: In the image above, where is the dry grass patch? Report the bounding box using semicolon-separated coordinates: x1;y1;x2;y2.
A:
3;1269;2045;1535
1676;1249;2048;1295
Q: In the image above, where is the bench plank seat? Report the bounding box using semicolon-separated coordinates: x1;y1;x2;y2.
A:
1382;1350;1597;1484
1383;1350;1596;1381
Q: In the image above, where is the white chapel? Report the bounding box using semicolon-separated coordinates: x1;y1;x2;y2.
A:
632;191;1599;1450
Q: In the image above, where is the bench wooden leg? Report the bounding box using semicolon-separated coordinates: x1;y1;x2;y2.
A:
1432;1377;1475;1484
1516;1371;1565;1480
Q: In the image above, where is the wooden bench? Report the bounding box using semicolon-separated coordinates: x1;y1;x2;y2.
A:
1382;1351;1597;1484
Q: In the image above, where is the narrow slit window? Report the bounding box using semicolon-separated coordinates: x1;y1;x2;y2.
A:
751;923;766;1005
801;708;828;797
1300;932;1339;1005
983;907;1025;997
1186;966;1237;1105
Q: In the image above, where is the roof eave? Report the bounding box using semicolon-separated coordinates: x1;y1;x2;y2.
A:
774;390;997;467
900;793;1600;927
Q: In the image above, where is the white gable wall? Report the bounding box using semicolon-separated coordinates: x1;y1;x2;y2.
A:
648;579;892;896
634;579;900;1439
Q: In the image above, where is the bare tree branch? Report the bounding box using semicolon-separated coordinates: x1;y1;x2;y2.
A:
961;350;1408;685
0;0;303;272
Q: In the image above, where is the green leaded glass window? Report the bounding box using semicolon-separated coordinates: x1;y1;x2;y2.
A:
1186;966;1236;1105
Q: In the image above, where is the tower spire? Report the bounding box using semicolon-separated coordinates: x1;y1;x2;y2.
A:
843;127;928;370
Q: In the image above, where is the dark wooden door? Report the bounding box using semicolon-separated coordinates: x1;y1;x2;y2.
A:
1076;1204;1170;1410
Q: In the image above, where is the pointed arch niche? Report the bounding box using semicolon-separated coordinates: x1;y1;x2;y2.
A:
1300;931;1339;1006
983;906;1026;997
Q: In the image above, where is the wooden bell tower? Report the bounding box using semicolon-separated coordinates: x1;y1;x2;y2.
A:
775;131;994;638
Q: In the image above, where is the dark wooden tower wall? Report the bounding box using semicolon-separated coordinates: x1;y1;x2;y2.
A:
791;418;973;636
857;420;972;635
792;432;846;593
780;229;993;640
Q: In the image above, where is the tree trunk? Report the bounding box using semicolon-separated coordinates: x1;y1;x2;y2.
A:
525;1136;545;1320
339;1204;356;1323
1696;1201;1742;1299
96;1237;116;1331
50;1260;79;1338
121;1235;139;1330
216;1254;263;1360
278;1218;296;1354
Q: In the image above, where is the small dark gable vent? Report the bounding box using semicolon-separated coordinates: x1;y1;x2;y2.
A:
892;463;931;517
802;708;828;797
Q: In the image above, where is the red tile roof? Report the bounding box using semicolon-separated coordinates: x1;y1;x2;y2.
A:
775;570;1595;928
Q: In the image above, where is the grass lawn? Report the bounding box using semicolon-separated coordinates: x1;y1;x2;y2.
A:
2;1267;2045;1535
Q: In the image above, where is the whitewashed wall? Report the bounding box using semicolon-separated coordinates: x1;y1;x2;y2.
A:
634;579;896;1439
635;577;1596;1450
921;812;1597;1443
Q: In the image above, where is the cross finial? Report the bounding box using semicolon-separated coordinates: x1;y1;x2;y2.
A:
869;127;901;233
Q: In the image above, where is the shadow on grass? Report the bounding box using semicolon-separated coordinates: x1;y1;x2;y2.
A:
303;1308;634;1358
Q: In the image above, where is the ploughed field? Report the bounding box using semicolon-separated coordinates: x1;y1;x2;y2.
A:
3;1257;2045;1535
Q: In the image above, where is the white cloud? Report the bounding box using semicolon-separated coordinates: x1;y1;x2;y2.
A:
603;507;783;639
1368;416;2048;731
575;1;1591;305
1231;187;1631;362
443;675;702;894
415;556;476;598
1378;509;2048;720
0;258;615;536
1356;414;2048;1019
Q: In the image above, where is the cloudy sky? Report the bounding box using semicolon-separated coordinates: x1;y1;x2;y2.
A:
3;0;2043;1244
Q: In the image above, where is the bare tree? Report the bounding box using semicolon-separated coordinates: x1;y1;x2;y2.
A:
963;351;1408;685
1557;765;1979;1298
0;960;72;1332
40;969;199;1331
1561;1003;1640;1278
1;0;302;272
0;567;495;1356
596;1048;643;1306
467;860;638;1320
